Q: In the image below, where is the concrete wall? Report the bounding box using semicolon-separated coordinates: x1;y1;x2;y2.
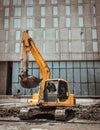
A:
0;0;99;61
0;62;7;95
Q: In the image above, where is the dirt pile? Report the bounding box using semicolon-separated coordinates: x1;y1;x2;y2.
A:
75;103;100;121
0;107;20;117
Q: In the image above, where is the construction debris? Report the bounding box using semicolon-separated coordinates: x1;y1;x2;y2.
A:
75;103;100;121
0;107;20;117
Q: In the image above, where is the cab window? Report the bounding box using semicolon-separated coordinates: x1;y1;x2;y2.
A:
58;81;68;101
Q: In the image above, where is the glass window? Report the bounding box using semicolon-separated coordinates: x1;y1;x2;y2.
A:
93;5;96;14
43;43;46;52
74;62;80;68
26;19;33;28
5;43;8;53
16;31;20;40
56;30;59;40
95;62;100;68
5;31;8;40
53;62;59;68
66;6;70;15
92;29;97;39
68;29;71;39
81;83;88;95
29;30;33;37
95;69;100;82
13;0;21;5
66;18;70;27
43;30;46;40
67;62;73;68
93;41;98;52
78;0;83;3
78;5;83;15
4;19;9;29
96;84;100;95
51;0;58;4
53;18;58;27
67;69;73;82
79;17;83;27
81;31;84;39
89;83;95;95
93;17;96;26
69;42;71;52
87;62;93;68
14;19;21;28
82;41;85;52
39;0;45;4
41;18;46;27
25;0;33;5
81;69;87;82
88;69;94;82
56;42;59;52
52;69;59;78
74;69;80;82
81;62;86;68
60;69;66;80
47;62;52;68
15;43;20;53
5;8;9;16
41;7;46;16
3;0;10;5
65;0;70;4
74;83;81;95
27;7;33;16
60;62;66;68
15;8;21;16
53;6;58;15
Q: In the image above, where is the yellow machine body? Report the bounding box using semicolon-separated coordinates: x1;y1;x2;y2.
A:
20;30;76;110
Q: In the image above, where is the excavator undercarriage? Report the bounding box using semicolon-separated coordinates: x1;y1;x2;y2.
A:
19;106;75;121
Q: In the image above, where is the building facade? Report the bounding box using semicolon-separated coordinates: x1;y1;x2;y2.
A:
0;0;100;96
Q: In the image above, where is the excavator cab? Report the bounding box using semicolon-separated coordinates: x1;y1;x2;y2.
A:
44;79;69;103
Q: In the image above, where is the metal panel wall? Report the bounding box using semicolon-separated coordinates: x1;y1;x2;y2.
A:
12;61;100;96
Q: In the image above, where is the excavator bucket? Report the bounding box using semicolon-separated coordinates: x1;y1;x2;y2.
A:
18;72;42;89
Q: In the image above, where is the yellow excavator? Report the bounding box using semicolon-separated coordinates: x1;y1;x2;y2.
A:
18;30;76;121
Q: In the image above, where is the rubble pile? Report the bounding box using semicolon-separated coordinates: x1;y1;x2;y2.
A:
0;107;20;117
75;103;100;121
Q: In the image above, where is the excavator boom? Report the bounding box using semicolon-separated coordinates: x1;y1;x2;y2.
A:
19;31;50;89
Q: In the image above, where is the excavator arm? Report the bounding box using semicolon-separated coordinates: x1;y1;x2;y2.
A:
19;30;50;92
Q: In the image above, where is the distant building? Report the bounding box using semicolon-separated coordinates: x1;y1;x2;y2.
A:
0;0;100;96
